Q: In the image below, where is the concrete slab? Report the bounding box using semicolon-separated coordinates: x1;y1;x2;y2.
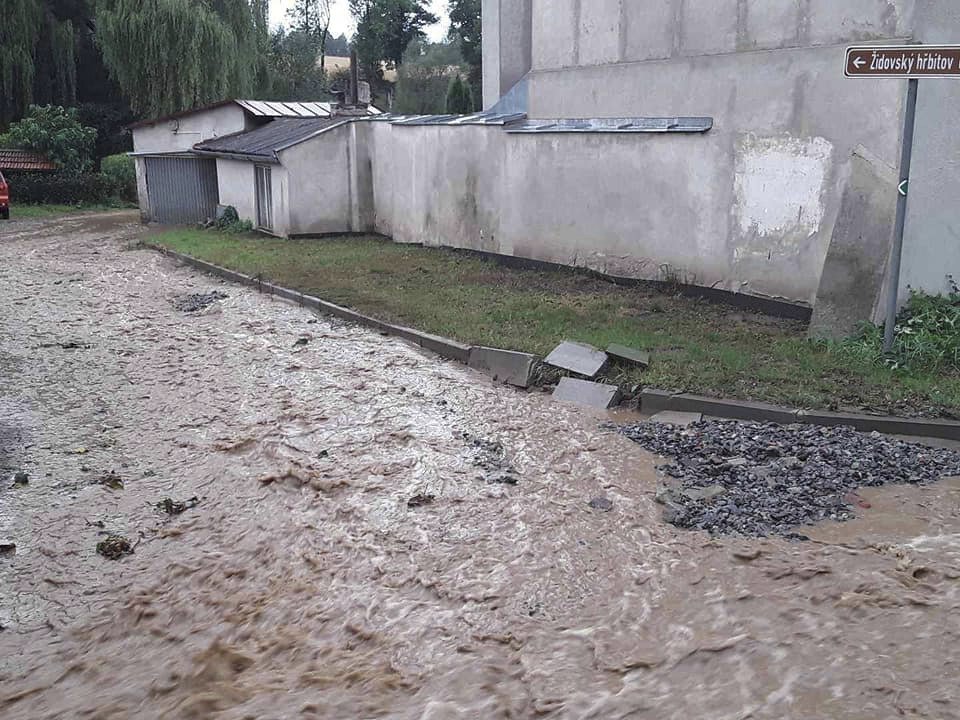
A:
553;377;622;409
607;343;650;369
649;411;703;426
544;341;608;378
809;146;897;340
468;346;537;388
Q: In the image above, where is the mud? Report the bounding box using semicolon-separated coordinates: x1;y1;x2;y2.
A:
1;212;959;718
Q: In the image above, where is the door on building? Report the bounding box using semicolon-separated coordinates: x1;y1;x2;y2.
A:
143;156;218;224
254;165;273;232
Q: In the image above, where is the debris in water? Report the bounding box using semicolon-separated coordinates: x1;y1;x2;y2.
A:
173;291;228;313
37;341;90;350
143;469;156;477
12;472;29;487
85;519;106;529
407;494;436;508
96;535;133;560
156;496;200;515
588;496;614;512
96;471;124;490
462;432;519;485
0;543;16;555
293;337;310;347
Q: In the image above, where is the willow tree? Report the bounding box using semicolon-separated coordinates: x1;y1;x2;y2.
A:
96;0;260;119
0;0;43;126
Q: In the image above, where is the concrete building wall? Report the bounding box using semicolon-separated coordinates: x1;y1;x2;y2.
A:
900;0;960;298
215;159;256;224
528;0;915;72
501;0;959;304
131;105;250;154
279;124;354;236
482;0;533;108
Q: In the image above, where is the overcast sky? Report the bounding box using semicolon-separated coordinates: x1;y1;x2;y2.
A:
268;0;449;42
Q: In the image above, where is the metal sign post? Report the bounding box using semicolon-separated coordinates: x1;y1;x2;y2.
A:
845;44;960;352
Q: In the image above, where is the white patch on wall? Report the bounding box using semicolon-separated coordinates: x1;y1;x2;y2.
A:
735;135;833;238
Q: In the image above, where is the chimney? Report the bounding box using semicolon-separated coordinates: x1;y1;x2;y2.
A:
349;47;360;107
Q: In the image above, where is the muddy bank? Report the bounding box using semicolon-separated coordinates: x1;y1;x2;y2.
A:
0;213;959;719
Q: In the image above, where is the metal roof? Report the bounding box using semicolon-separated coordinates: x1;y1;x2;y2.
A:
192;117;348;162
129;99;381;130
234;100;333;118
0;149;57;172
505;117;714;134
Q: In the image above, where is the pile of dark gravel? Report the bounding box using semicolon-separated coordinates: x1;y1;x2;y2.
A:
174;291;228;313
616;419;960;537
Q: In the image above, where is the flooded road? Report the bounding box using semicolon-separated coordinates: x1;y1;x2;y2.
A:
1;212;959;719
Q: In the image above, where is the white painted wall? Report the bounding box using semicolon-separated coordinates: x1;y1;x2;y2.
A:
132;105;250;154
362;122;834;301
215;159;256;223
277;124;353;236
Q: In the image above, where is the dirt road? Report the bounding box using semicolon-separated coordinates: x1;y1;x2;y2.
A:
1;213;958;719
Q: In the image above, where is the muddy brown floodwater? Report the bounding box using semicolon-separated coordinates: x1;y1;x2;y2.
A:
1;212;959;719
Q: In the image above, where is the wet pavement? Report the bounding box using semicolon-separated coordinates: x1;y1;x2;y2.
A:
1;212;959;719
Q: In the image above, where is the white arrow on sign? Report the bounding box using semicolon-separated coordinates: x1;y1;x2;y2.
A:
853;56;866;69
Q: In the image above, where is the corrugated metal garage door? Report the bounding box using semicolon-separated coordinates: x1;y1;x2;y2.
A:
144;156;219;224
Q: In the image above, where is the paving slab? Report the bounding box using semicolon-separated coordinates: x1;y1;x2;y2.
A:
649;410;703;426
607;343;650;369
544;341;608;378
552;377;622;409
468;347;537;388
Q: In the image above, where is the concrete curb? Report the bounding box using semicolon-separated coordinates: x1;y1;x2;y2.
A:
146;243;472;363
147;243;960;441
640;389;960;441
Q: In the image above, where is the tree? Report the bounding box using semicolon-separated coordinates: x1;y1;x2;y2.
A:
265;27;329;101
445;74;473;114
326;34;351;57
250;0;272;94
287;0;333;74
95;0;262;118
1;1;44;126
394;40;463;114
349;0;438;98
7;105;97;174
448;0;481;110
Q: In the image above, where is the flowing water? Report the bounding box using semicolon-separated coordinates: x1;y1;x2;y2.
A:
0;213;958;719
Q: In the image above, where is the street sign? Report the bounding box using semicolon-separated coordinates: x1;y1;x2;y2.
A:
844;44;960;351
846;44;960;78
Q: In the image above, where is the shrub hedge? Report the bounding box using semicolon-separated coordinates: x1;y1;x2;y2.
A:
100;153;137;202
5;172;113;205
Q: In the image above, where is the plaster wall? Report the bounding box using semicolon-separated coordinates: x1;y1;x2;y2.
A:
132;105;251;154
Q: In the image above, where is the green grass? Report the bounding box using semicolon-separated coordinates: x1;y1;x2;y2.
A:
11;203;133;219
151;228;960;418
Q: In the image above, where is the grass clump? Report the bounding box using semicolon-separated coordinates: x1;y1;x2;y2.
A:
835;289;960;372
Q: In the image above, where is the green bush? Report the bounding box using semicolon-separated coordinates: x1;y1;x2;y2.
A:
445;74;474;114
100;153;137;202
833;288;960;372
214;206;254;234
5;172;113;205
7;105;98;175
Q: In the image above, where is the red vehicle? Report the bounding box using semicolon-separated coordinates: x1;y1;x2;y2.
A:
0;170;8;220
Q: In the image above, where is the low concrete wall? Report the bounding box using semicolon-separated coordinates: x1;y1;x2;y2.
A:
364;121;840;304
